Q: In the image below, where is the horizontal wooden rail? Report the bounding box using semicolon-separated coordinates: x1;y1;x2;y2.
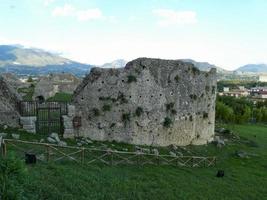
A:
1;139;216;168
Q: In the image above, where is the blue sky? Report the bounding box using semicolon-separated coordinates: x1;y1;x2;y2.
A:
0;0;267;69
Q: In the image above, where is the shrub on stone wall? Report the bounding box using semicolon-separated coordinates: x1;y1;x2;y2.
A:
166;102;175;111
122;113;131;123
92;108;100;116
163;117;173;128
174;75;180;83
127;75;137;83
135;107;144;117
102;104;111;112
117;92;128;104
203;112;209;119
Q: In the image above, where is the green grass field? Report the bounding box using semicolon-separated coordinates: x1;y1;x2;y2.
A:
1;124;267;200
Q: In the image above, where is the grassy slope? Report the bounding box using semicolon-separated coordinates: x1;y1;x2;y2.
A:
2;124;267;200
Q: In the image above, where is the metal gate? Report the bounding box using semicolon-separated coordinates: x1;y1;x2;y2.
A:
36;102;63;135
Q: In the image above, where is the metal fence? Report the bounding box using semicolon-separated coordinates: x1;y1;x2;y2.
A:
1;139;217;168
18;101;68;117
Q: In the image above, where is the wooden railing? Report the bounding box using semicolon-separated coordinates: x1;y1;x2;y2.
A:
1;139;216;168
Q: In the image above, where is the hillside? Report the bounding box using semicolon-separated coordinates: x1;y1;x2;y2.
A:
235;64;267;73
0;45;92;76
180;59;228;73
100;59;128;68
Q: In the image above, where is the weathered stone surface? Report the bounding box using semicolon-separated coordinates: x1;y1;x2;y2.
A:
20;116;36;133
73;58;216;146
33;73;81;100
0;76;21;127
47;137;57;143
0;133;7;138
58;141;67;147
12;133;20;140
50;133;60;143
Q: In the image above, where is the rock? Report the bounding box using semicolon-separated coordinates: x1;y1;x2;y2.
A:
77;142;83;147
169;151;176;157
58;141;67;147
236;151;249;158
214;136;225;147
152;148;159;155
236;150;258;158
39;139;45;143
170;144;178;151
11;134;20;140
37;154;45;161
3;125;8;130
47;137;57;144
0;133;7;138
141;148;150;154
50;133;60;143
176;151;183;157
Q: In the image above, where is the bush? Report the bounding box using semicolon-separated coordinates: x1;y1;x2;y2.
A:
190;94;197;100
135;107;144;117
127;75;137;83
92;108;100;116
166;102;175;111
171;109;177;115
163;117;173;128
122;113;131;124
191;66;200;75
117;92;128;104
174;75;180;83
0;154;27;200
102;104;111;112
203;112;209;119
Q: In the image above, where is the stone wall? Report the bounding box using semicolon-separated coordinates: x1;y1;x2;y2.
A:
34;73;81;100
0;76;21;127
72;58;217;146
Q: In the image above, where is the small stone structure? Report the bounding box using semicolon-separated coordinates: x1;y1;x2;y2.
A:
0;76;21;127
71;58;217;146
34;73;81;100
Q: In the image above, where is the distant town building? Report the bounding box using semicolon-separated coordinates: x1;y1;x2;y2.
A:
219;86;249;98
258;74;267;82
250;87;267;99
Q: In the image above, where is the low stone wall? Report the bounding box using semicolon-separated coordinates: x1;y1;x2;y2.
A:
63;105;76;138
20;116;36;133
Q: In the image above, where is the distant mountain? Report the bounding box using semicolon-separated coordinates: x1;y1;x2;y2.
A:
101;59;128;68
0;45;92;76
235;64;267;73
180;59;228;73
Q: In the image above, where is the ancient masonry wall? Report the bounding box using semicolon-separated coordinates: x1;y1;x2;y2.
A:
72;58;217;146
0;76;21;127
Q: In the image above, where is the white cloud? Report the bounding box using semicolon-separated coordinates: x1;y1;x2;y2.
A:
52;4;75;17
44;0;55;7
153;9;197;26
76;8;103;21
52;4;104;21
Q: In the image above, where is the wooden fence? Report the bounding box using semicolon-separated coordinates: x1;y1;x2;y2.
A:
1;139;216;168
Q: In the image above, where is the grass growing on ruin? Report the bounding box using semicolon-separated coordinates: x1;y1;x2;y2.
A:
1;124;267;199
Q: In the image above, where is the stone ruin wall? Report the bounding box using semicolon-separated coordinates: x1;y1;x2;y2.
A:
34;73;81;100
0;76;21;127
72;58;217;146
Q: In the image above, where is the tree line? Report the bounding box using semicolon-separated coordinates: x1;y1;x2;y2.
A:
216;95;267;124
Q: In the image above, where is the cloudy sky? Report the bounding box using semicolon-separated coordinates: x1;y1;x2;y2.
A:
0;0;266;70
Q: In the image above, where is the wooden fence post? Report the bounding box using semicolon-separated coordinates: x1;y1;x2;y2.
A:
110;151;113;166
1;142;7;157
46;144;50;162
81;148;85;164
